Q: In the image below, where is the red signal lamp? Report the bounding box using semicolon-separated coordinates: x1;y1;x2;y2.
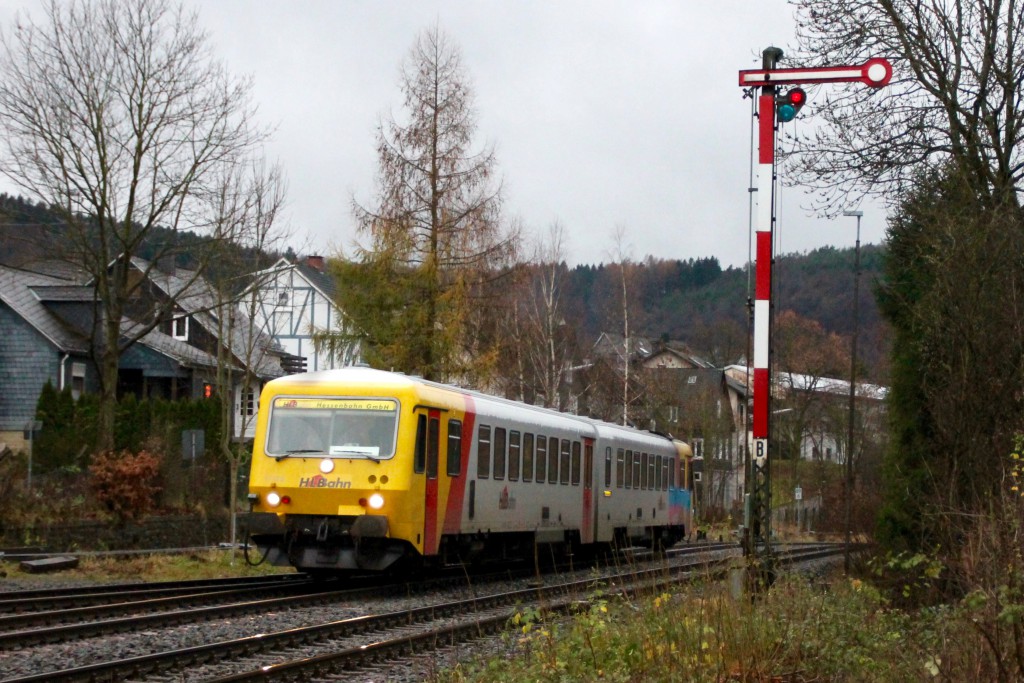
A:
776;87;807;122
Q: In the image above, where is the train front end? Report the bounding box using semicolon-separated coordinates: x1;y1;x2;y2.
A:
245;370;422;573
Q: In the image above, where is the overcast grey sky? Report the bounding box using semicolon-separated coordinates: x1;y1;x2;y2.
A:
0;1;886;268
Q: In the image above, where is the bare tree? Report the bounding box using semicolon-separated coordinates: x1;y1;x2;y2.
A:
502;221;577;408
0;0;267;450
207;159;288;546
786;0;1024;210
335;25;519;382
608;225;643;425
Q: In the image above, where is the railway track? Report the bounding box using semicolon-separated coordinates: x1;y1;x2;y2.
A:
0;542;846;683
0;573;311;614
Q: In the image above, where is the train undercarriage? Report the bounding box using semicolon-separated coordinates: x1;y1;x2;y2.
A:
246;512;686;575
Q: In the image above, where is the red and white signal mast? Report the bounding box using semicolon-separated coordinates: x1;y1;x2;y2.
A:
737;48;891;566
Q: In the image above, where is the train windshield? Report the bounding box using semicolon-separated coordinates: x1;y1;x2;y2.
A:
265;397;399;460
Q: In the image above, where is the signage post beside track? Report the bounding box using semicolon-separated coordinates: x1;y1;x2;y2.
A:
737;48;891;586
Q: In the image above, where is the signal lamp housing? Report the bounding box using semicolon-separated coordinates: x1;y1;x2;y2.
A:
776;87;807;122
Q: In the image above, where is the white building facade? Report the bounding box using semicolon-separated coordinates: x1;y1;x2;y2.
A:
246;256;359;373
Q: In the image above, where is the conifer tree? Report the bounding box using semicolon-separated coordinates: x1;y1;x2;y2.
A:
324;26;518;382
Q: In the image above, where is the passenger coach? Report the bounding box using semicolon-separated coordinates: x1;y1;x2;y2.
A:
246;367;694;573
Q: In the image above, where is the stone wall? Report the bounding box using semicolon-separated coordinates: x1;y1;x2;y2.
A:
0;513;231;552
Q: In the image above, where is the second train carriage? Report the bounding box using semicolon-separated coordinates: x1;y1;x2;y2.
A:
246;367;694;573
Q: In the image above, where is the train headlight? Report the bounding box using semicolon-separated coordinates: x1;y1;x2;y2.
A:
265;491;282;507
319;458;335;474
368;493;385;510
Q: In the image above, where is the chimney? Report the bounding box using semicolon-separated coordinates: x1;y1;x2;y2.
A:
305;255;325;272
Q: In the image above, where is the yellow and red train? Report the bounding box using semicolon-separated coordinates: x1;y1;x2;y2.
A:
246;367;694;573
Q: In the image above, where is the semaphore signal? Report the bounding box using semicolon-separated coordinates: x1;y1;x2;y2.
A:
737;48;892;572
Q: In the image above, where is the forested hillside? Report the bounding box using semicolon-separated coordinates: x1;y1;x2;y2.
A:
1;192;887;381
563;245;887;380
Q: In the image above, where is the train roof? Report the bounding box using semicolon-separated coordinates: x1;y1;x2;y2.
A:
266;366;682;447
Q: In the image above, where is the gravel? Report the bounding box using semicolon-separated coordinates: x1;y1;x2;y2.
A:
0;546;746;681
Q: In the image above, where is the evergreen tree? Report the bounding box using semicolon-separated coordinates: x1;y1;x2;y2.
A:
877;165;1024;554
325;26;518;382
34;381;78;471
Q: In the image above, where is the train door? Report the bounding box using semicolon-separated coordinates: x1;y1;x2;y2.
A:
414;409;441;556
582;438;594;544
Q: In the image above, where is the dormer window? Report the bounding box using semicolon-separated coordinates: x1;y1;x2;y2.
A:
277;290;289;306
172;313;189;341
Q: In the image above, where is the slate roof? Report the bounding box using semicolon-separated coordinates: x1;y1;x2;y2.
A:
592;332;654;362
2;257;284;380
123;320;222;370
295;260;337;299
30;285;96;302
253;257;338;300
723;364;887;401
0;264;89;353
644;342;715;369
129;256;284;379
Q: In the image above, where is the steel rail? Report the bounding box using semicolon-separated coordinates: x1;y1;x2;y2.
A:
0;574;313;614
2;547;752;682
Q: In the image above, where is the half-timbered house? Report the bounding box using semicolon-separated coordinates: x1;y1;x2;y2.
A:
245;256;358;372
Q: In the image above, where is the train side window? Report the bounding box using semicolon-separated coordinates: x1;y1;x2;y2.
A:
604;447;612;488
447;420;462;476
522;433;534;482
548;436;559;484
647;453;655;491
536;435;547;482
570;441;581;485
427;417;440;478
509;430;521;481
477;425;491;479
632;451;642;489
662;455;669;490
624;449;633;488
669;456;676;489
494;427;507;480
414;414;427;474
560;439;571;485
616;448;625;488
655;454;663;490
640;452;648;490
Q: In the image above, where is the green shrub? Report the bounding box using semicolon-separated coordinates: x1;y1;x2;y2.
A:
34;381;80;471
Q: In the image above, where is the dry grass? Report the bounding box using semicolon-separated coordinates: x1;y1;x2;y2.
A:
1;549;294;586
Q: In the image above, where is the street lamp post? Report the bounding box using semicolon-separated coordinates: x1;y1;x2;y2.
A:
842;210;862;574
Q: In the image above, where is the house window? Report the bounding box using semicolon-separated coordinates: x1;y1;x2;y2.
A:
668;405;679;423
277;289;290;306
239;390;255;416
687;375;697;384
71;362;86;400
692;438;704;458
172;314;189;341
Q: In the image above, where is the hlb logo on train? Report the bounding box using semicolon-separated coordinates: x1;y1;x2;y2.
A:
299;475;352;488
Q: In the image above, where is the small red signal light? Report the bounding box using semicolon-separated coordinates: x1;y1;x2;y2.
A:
776;87;808;123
